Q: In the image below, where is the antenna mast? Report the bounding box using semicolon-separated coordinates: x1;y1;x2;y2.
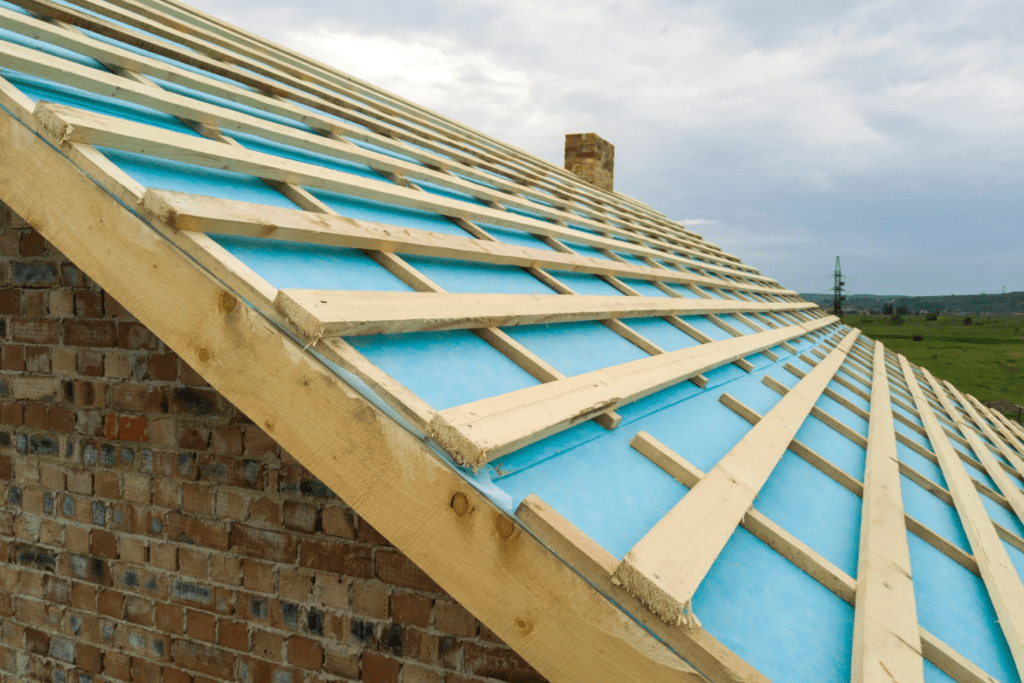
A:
832;256;846;318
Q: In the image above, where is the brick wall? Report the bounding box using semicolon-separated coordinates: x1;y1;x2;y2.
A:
0;201;547;683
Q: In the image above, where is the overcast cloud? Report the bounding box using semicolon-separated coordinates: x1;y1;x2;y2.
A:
190;0;1024;295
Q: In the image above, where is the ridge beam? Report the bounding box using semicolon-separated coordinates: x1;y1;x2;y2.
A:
897;355;1024;679
610;328;858;624
273;289;814;340
428;317;838;468
852;340;924;683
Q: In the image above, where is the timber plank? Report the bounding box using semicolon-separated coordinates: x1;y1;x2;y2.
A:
852;340;923;683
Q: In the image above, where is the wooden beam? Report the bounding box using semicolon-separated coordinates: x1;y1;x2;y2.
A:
610;329;858;624
428;316;838;467
852;340;924;683
0;103;702;683
897;355;1024;679
273;289;817;340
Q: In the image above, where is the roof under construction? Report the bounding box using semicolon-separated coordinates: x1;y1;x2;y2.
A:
2;1;1024;680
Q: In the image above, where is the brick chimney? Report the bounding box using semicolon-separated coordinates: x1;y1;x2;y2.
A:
565;133;614;192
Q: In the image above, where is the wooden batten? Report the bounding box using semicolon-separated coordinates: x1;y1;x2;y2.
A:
851;341;923;683
610;329;858;624
273;289;813;340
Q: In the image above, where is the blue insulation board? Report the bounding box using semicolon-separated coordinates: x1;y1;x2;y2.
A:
694;527;855;683
908;532;1021;682
345;330;539;410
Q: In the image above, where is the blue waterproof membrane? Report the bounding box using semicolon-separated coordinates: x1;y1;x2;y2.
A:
697;286;724;299
896;441;947;488
291;99;374;134
553;272;626;296
1006;540;1024;583
402;256;556;295
963;459;997;491
901;475;971;552
892;400;924;428
306;187;473;237
503;205;548;223
894;418;933;452
0;27;107;69
504;321;649;376
414;178;485;206
4;69;199;136
620;278;669;297
561;241;614;261
755;451;862;577
695;528;854;683
102;148;299;208
908;533;1021;683
612;251;649;267
0;0;31;14
346;330;539;410
450;170;497;191
725;373;785;416
479;224;557;251
619;318;700;351
924;660;958;683
150;77;316;133
794;415;867;482
227;130;385;180
663;282;702;299
208;235;411;292
826;378;870;413
982;497;1024;538
347;137;422;165
495;423;688;559
816;394;869;440
683;315;732;341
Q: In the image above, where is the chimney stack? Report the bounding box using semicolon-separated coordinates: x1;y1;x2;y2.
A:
564;133;614;192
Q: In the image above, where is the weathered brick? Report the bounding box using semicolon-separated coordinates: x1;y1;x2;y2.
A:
301;539;372;578
64;320;117;347
172;639;235;679
464;643;546;683
10;262;57;287
230;523;296;563
165;513;229;551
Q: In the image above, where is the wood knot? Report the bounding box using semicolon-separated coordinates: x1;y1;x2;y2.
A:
196;347;211;363
514;615;534;637
495;515;515;539
218;290;237;314
450;492;470;517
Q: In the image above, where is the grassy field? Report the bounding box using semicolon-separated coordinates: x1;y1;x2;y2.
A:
845;314;1024;408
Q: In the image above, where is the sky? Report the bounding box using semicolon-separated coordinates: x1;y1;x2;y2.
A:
189;0;1024;295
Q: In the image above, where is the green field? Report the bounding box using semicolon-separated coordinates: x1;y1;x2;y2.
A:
846;314;1024;408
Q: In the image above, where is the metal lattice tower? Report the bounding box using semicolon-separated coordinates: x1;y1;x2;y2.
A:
832;256;846;317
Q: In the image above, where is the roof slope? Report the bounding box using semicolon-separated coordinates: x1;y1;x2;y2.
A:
2;2;1024;681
